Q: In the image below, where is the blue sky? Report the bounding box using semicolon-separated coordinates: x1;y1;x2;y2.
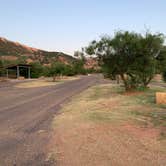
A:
0;0;165;55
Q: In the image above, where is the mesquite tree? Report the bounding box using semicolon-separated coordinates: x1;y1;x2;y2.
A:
85;31;165;91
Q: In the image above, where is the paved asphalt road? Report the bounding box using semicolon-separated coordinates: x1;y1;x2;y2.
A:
0;75;102;166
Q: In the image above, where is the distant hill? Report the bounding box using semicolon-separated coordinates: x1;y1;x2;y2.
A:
0;37;76;65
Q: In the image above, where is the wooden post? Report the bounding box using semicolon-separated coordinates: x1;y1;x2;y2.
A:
17;66;20;79
6;69;8;78
28;67;31;79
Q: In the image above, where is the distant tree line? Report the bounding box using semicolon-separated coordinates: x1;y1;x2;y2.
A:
0;58;98;80
84;31;166;91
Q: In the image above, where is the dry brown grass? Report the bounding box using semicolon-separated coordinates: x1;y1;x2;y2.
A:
15;76;79;88
49;83;166;166
15;80;60;88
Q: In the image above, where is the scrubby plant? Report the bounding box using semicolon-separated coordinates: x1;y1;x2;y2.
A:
29;62;44;78
48;62;67;81
85;31;165;91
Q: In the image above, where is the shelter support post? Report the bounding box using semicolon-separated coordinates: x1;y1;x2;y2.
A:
28;67;31;79
6;69;8;78
17;66;20;79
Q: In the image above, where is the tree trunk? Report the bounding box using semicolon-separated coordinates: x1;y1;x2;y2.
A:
143;76;153;88
116;75;120;84
120;74;130;91
53;75;56;82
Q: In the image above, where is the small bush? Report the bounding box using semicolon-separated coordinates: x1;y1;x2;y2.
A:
30;62;44;78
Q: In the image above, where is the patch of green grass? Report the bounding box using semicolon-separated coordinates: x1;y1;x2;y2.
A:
131;93;155;105
88;85;124;100
131;110;166;127
128;87;166;106
125;86;166;128
87;111;114;122
136;86;150;92
85;84;166;129
60;83;166;131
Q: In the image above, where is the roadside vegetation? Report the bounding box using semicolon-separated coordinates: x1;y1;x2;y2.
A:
50;82;166;165
85;31;166;91
47;60;87;81
0;58;98;80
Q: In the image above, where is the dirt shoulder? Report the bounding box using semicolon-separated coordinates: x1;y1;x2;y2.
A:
50;83;166;166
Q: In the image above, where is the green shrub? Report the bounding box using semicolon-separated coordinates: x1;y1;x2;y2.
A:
85;31;165;91
30;62;44;78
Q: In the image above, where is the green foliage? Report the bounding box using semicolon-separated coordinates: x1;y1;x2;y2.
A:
42;66;51;77
48;62;70;81
0;59;15;76
85;31;165;91
49;62;66;77
156;46;166;82
29;62;44;78
63;65;75;76
72;60;87;75
48;60;88;81
135;33;164;87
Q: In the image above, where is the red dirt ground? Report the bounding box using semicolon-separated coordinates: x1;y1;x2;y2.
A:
50;121;165;166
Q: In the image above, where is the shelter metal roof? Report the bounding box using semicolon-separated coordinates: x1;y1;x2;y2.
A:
5;64;32;69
